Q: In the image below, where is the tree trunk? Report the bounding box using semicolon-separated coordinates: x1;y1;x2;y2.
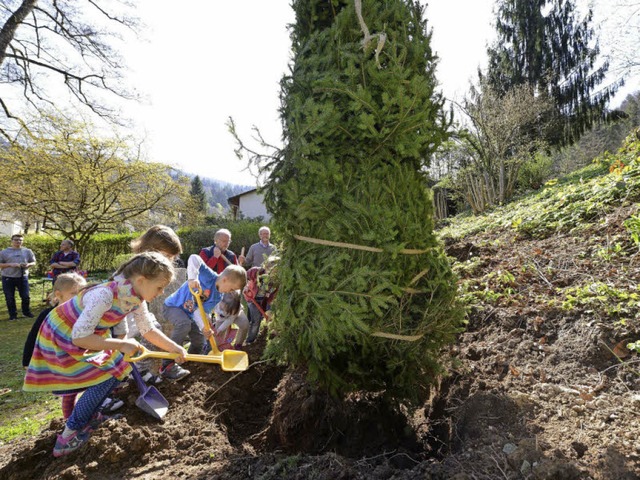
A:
0;0;37;65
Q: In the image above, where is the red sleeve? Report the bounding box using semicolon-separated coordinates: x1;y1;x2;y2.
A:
200;249;219;271
243;268;259;301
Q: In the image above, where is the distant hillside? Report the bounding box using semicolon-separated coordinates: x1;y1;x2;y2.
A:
197;176;252;210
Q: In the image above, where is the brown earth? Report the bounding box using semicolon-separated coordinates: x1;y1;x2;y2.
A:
2;214;640;479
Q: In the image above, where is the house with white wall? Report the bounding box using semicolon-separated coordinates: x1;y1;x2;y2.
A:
228;189;271;221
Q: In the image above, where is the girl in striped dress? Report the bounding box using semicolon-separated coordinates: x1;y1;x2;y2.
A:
23;252;187;458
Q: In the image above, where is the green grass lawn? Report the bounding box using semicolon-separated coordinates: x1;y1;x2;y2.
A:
0;278;63;445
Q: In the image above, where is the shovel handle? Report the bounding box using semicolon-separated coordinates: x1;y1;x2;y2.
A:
188;283;211;337
188;284;222;355
124;345;179;363
123;345;225;365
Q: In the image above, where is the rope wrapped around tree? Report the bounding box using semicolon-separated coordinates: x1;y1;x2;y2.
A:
259;0;465;402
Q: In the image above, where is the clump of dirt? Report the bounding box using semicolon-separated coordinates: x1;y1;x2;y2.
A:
2;213;640;479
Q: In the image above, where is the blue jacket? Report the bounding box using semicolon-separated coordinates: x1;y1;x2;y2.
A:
164;263;222;317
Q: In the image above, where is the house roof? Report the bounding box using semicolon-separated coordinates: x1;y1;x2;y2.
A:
227;188;257;206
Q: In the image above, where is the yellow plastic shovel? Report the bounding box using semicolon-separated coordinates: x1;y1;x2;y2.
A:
123;345;247;369
188;284;249;372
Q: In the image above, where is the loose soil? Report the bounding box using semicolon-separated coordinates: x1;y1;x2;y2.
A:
2;215;640;479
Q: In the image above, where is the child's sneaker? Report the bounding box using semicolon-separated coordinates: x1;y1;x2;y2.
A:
100;397;124;414
52;430;90;457
140;370;163;385
160;363;190;381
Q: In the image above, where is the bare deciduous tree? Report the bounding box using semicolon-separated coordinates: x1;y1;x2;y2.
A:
453;82;555;212
595;0;640;80
0;0;138;138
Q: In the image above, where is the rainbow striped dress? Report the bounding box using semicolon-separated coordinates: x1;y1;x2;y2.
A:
23;278;142;392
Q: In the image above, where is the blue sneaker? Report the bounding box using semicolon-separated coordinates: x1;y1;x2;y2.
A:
160;363;190;381
53;430;90;457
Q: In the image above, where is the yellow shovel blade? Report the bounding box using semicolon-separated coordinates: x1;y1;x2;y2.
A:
209;349;249;372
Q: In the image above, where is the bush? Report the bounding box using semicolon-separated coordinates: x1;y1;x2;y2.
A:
177;220;276;263
518;151;554;191
0;232;135;277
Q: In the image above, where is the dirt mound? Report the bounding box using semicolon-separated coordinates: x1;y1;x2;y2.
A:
261;369;421;458
3;219;640;478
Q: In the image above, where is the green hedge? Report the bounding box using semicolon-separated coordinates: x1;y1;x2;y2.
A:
177;220;275;264
0;220;275;277
0;233;135;277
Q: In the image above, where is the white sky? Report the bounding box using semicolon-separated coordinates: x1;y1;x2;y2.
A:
124;0;497;186
123;0;635;187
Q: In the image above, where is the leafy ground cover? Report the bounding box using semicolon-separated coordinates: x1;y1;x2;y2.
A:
1;135;640;479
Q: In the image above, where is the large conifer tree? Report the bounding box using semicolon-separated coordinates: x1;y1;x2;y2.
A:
261;0;465;400
485;0;619;146
189;175;208;214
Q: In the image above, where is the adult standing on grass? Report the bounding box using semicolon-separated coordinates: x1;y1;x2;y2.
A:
0;234;36;321
239;226;275;269
199;228;238;274
49;239;81;280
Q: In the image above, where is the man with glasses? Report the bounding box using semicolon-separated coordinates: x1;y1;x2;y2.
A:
0;234;36;320
198;229;239;274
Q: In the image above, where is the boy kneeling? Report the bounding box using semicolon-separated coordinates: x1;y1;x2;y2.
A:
160;255;247;380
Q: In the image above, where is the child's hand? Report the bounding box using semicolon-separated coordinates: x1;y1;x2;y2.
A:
118;338;141;356
203;328;213;339
166;344;187;364
188;279;201;294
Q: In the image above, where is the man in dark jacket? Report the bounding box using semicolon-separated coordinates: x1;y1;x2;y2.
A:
198;228;238;274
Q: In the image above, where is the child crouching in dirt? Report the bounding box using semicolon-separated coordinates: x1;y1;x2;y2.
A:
210;290;249;351
160;255;247;379
23;252;187;458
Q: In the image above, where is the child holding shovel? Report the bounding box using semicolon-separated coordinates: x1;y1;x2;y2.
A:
160;255;247;379
118;224;185;385
23;252;187;458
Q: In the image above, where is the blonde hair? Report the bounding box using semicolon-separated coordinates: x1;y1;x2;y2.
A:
220;264;247;289
112;251;175;284
49;272;87;305
131;225;182;257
